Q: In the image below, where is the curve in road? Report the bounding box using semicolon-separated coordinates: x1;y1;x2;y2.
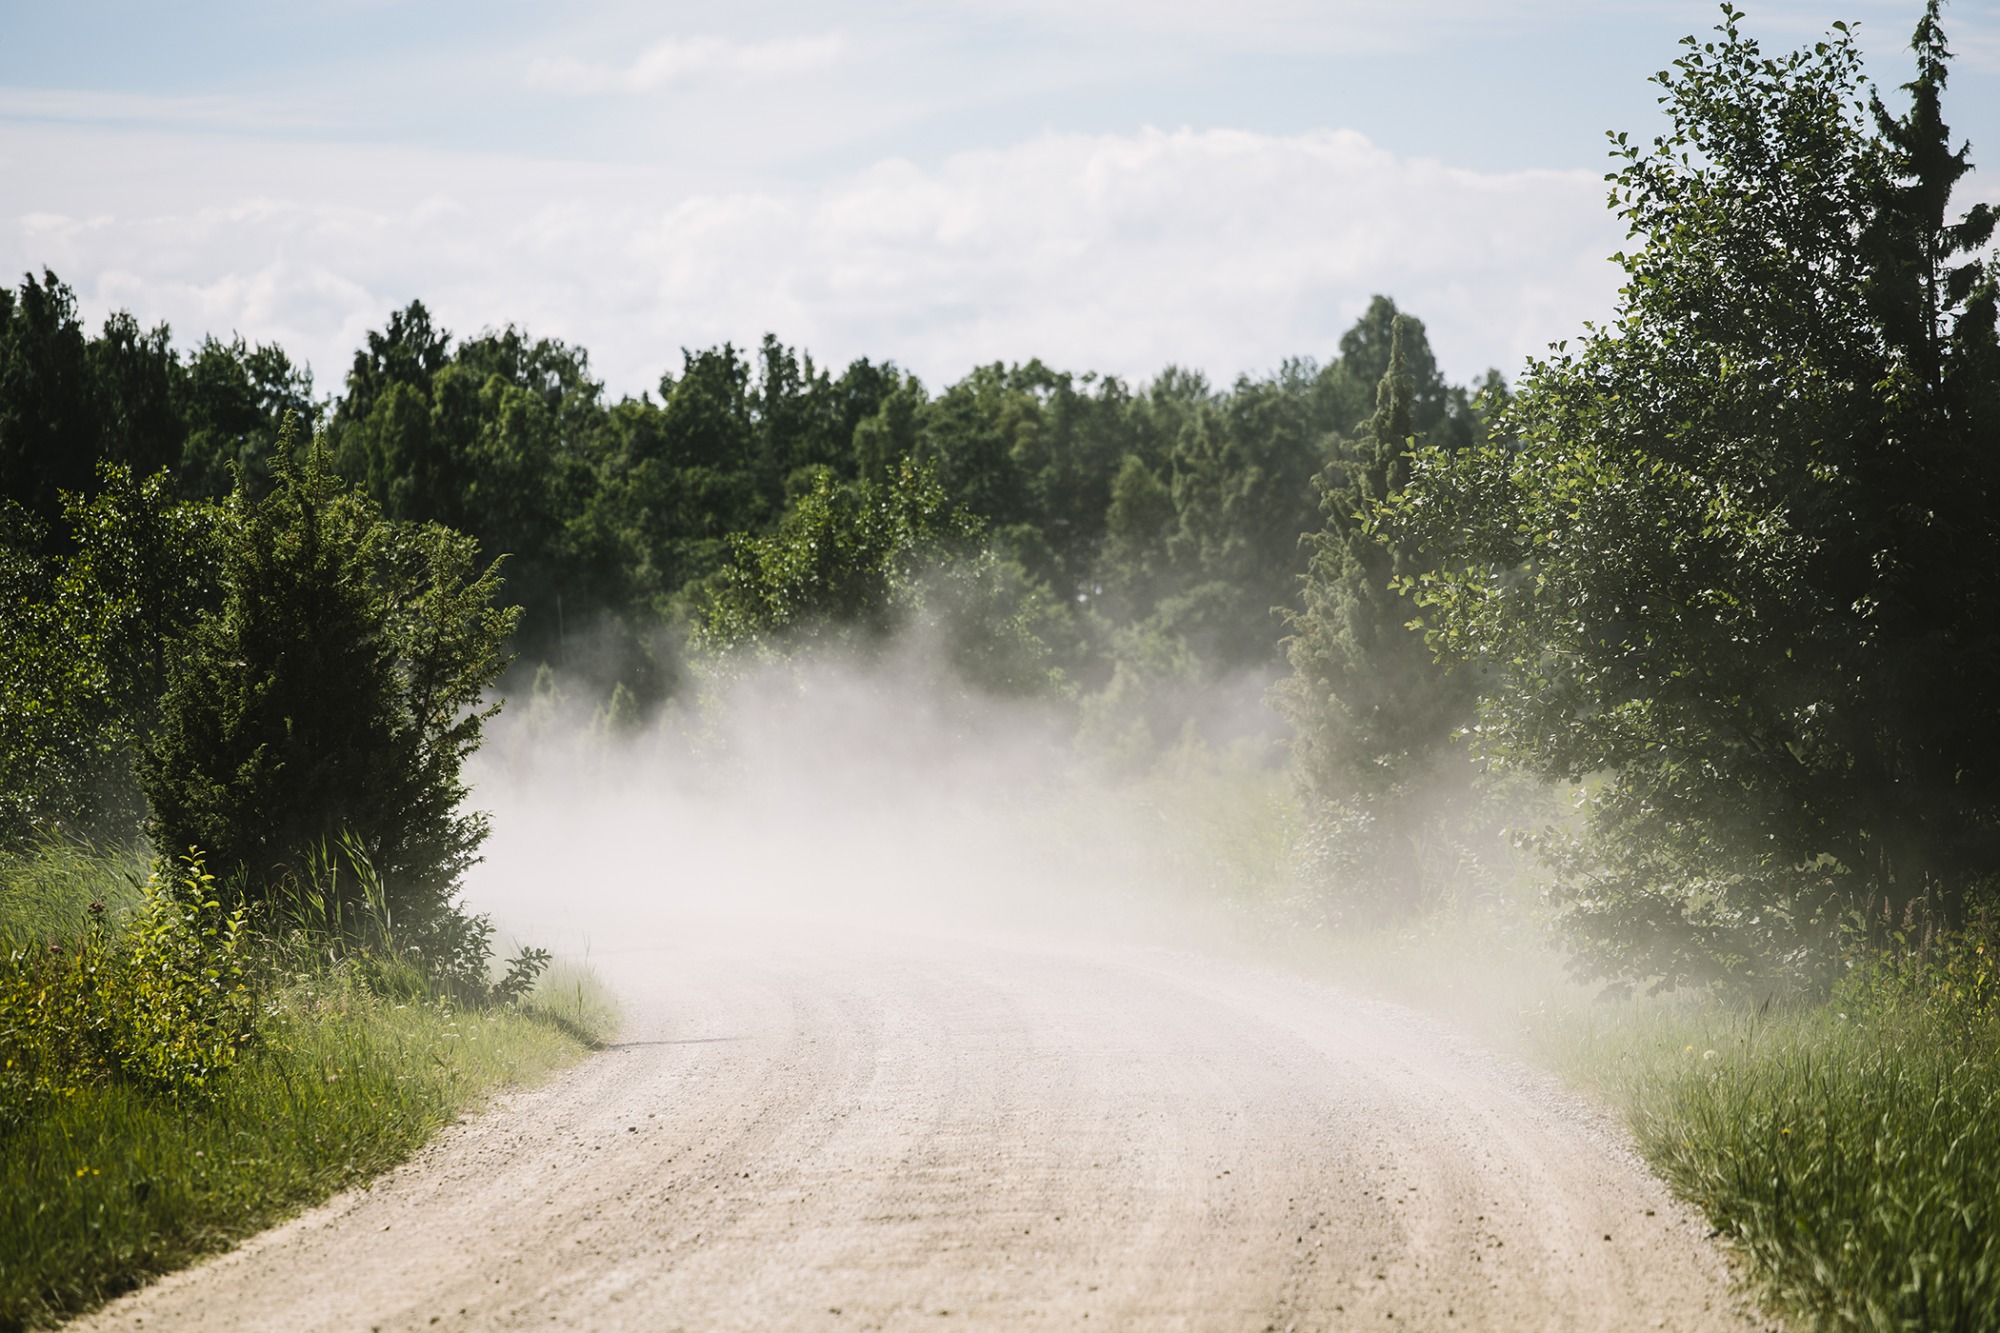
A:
76;923;1761;1332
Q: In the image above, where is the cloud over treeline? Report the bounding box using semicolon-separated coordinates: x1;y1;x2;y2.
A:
2;121;1616;393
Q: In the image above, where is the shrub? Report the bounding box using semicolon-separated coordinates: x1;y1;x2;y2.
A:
0;856;253;1126
141;422;516;965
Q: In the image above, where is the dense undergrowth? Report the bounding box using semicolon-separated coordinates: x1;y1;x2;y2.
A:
0;841;613;1332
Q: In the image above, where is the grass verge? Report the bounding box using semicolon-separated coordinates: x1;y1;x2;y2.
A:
1563;995;2000;1331
0;843;616;1332
1279;911;2000;1330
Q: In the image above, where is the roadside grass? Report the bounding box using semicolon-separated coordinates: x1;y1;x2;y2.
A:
1286;907;2000;1331
1574;999;2000;1332
0;844;617;1332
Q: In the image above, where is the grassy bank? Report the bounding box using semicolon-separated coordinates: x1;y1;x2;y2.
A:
0;843;614;1331
1567;984;2000;1330
1278;909;2000;1331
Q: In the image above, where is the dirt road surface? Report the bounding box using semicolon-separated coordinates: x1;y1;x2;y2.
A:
76;923;1760;1331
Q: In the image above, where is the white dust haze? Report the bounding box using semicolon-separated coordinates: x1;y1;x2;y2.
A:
460;647;1288;961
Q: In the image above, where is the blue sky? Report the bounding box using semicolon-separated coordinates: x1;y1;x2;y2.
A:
2;0;1993;395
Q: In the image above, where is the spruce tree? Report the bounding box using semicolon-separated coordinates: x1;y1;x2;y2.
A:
143;422;516;965
1278;317;1479;919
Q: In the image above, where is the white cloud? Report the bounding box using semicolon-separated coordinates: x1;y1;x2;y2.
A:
954;0;1590;51
0;123;1620;398
527;34;847;95
0;87;322;131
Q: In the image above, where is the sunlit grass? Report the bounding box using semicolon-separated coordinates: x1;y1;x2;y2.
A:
0;836;146;945
0;845;616;1331
1551;999;2000;1332
1285;905;2000;1331
0;967;612;1330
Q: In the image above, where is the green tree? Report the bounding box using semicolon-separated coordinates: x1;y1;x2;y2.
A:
176;335;316;499
1382;5;2000;986
143;424;517;960
0;272;99;533
0;469;221;843
89;311;183;479
1278;317;1482;920
697;460;975;651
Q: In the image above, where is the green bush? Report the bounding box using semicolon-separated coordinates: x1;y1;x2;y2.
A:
0;856;253;1126
142;424;516;968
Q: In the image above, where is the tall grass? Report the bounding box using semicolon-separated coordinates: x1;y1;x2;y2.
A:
0;842;615;1331
0;836;144;944
1285;903;2000;1331
1547;966;2000;1333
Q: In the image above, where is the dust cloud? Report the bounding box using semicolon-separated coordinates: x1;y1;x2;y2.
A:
460;645;1290;960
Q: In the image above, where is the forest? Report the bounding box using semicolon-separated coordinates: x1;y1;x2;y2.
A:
4;3;2000;1327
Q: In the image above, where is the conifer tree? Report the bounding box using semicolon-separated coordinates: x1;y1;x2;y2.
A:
1278;317;1479;918
143;421;516;966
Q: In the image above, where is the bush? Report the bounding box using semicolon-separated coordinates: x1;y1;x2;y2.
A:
142;424;516;966
0;856;253;1126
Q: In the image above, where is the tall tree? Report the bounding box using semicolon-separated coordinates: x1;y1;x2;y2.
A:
1278;318;1481;919
1382;4;2000;986
0;272;98;533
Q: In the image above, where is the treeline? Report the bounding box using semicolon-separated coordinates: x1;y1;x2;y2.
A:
0;262;1506;963
0;276;1501;708
8;3;1995;1000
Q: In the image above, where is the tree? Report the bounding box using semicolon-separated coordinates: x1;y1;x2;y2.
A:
143;422;517;962
89;311;183;479
696;460;975;651
176;335;316;499
0;272;98;533
1381;4;2000;987
0;468;221;844
1278;317;1484;921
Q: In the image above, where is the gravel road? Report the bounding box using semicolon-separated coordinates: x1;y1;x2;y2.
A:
76;922;1762;1332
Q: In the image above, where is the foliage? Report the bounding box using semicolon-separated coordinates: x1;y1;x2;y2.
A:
0;267;1513;746
269;832;551;1007
1277;314;1487;923
1837;921;2000;1038
696;459;977;650
0;272;105;533
176;334;316;499
142;424;517;964
0;835;607;1330
1381;4;2000;988
0;469;221;844
0;960;601;1332
0;856;252;1126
